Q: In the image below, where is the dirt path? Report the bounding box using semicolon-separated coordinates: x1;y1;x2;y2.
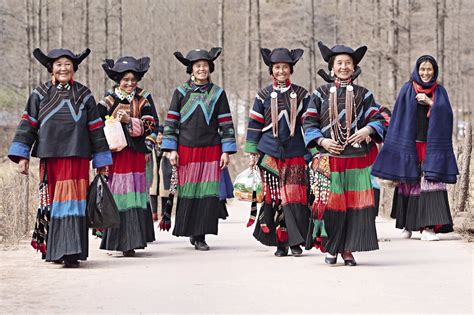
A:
0;200;472;314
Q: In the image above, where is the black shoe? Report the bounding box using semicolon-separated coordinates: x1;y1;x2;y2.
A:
290;245;303;256
194;240;210;251
274;246;289;257
342;251;357;266
324;255;337;265
190;236;196;246
123;249;136;257
344;259;357;266
64;259;80;268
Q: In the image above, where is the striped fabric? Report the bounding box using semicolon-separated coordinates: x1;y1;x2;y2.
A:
177;144;221;199
108;148;147;212
326;152;376;212
47;157;89;218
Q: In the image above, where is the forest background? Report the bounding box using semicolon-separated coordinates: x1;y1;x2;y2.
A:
0;0;472;242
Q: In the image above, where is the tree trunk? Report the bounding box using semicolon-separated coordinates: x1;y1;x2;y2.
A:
376;0;382;96
36;0;41;83
455;123;472;213
389;0;399;100
25;0;32;96
245;0;252;134
119;0;123;56
309;0;316;91
255;0;262;88
436;0;446;82
58;0;63;47
104;0;109;90
218;0;225;89
84;0;90;85
45;0;49;51
334;0;340;43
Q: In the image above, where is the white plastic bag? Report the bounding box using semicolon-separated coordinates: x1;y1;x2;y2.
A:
233;168;263;203
103;116;127;152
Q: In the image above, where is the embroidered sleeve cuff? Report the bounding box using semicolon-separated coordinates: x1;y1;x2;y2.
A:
222;141;237;154
8;142;31;163
304;128;324;148
161;138;178;151
92;151;112;168
244;141;258;154
366;122;384;141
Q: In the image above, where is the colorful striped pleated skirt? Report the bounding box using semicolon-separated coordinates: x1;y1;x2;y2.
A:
100;147;152;251
323;149;379;255
173;144;224;237
391;142;453;233
43;157;89;261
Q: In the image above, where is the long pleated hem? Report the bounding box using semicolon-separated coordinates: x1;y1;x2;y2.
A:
323;208;379;256
172;197;220;236
46;216;88;261
253;202;309;247
392;187;454;233
100;208;148;252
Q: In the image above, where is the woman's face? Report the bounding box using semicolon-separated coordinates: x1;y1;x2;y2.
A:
52;57;74;84
272;62;291;82
192;60;210;84
418;61;434;83
332;54;354;80
157;132;163;145
119;72;138;94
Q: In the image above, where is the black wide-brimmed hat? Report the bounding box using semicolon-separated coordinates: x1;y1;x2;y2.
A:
173;47;222;74
317;41;367;68
33;48;90;73
102;56;151;82
260;48;304;66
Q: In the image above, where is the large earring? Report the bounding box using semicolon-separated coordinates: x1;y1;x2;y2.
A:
330;69;334;77
51;74;56;85
191;74;196;82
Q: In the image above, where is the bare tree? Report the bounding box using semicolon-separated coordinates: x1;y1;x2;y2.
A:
218;0;225;88
245;0;252;132
104;0;109;91
255;0;262;88
436;0;446;82
58;0;63;47
83;0;90;85
118;0;123;56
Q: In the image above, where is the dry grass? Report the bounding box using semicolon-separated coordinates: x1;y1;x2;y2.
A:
0;158;39;247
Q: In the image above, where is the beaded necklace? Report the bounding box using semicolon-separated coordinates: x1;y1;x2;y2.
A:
328;79;359;148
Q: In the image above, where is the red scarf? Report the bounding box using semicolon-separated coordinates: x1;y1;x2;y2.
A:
412;81;437;117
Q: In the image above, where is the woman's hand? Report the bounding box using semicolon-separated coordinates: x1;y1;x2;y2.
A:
320;138;344;155
416;93;433;106
116;109;130;123
248;153;259;168
169;150;179;166
220;152;230;170
96;166;108;175
18;158;29;175
348;127;372;146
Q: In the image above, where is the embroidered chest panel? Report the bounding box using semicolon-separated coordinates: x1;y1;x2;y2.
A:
177;83;224;125
258;85;308;127
35;82;91;126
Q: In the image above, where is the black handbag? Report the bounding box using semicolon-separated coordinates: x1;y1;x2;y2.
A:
86;174;120;229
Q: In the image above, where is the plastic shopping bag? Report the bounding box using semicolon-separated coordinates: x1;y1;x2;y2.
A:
103;115;127;152
233;168;263;203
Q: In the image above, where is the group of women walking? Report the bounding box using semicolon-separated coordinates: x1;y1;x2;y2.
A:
8;40;458;268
